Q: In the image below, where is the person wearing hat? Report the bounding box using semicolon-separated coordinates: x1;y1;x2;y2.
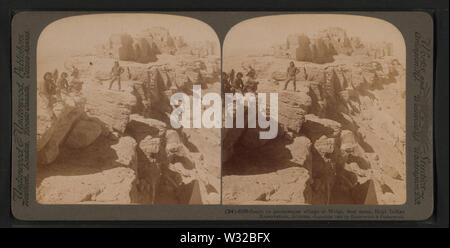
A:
284;61;299;91
109;61;124;90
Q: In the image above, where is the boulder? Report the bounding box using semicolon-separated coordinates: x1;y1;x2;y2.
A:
165;130;195;169
278;91;311;133
286;136;312;170
314;135;336;159
279;91;312;111
312;135;337;182
308;80;328;115
165;129;182;152
342;162;367;186
222;167;311;204
305;66;326;84
37;97;85;164
163;135;219;204
139;136;161;161
126;114;167;142
278;106;305;134
167;162;195;185
339;130;371;169
83;80;137;133
111;136;138;169
340;130;357;151
65;119;102;149
302;114;342;141
37;167;136;204
335;67;350;90
37;136;139;204
349;66;365;89
36;94;55;151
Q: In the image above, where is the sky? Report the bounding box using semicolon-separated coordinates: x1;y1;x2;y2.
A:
37;13;219;61
223;14;406;62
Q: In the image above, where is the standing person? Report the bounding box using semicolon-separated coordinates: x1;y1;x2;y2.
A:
284;61;299;91
222;72;232;94
43;72;57;107
57;72;69;94
246;66;256;80
109;61;124;90
69;65;83;93
232;72;244;93
244;78;259;94
242;66;258;93
52;69;59;86
229;69;235;86
71;65;79;80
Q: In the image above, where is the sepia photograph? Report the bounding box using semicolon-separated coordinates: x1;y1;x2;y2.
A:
8;7;440;223
221;14;406;205
36;14;221;205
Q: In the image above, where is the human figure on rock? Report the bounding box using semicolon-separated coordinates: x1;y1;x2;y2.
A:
109;61;124;91
43;72;57;107
231;72;244;93
229;69;235;86
57;72;69;95
222;72;232;94
52;69;59;86
246;66;256;79
284;61;299;91
243;77;259;94
71;65;79;80
243;66;259;93
68;65;84;93
193;62;207;89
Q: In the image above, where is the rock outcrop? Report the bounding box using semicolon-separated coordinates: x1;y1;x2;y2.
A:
37;49;221;204
37;93;86;164
223;51;406;205
38;167;137;204
65;119;103;149
223;167;311;204
37;136;138;204
96;27;218;63
83;80;137;133
274;27;395;64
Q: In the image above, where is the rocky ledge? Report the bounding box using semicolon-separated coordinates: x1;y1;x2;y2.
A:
222;55;406;205
37;54;220;205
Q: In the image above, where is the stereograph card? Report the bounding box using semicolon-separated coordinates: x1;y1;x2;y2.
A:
11;11;434;220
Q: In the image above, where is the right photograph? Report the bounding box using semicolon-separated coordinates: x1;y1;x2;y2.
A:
222;14;406;205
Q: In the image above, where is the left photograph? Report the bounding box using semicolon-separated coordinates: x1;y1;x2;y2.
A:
36;14;221;204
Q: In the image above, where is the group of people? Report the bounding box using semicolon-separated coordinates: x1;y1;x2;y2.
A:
42;60;126;108
222;61;302;95
42;65;82;107
43;60;301;108
222;66;259;94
